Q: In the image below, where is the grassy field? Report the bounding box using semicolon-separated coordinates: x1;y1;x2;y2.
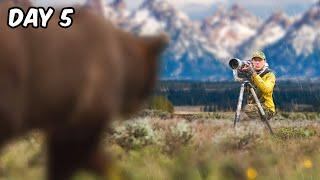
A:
0;112;320;180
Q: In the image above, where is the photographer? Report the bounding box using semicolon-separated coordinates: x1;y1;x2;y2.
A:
239;50;276;121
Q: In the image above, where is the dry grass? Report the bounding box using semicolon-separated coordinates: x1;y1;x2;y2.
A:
0;112;319;179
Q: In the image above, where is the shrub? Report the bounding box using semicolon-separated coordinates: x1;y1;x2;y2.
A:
289;113;306;120
149;96;174;113
217;133;261;151
112;119;157;150
280;112;290;119
135;109;172;119
304;113;319;120
163;121;194;153
273;127;317;140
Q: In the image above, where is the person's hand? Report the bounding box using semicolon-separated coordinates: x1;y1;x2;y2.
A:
247;64;255;76
241;64;255;77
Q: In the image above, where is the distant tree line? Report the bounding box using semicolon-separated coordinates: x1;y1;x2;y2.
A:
153;80;320;112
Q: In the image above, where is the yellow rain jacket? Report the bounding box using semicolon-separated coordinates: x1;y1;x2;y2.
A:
250;70;276;113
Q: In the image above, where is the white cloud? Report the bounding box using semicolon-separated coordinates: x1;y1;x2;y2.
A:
160;0;318;8
31;0;317;20
33;0;318;10
32;0;86;6
226;0;317;6
167;0;223;8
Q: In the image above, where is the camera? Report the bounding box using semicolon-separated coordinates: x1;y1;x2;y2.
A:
229;58;252;70
229;58;253;81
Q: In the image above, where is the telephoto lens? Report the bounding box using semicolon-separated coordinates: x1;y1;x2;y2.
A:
229;58;242;70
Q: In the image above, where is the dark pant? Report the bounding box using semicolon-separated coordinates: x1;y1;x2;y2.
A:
240;104;275;121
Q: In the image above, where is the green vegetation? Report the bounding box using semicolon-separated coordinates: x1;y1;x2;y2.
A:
149;96;174;113
273;127;317;140
112;119;157;150
1;112;320;179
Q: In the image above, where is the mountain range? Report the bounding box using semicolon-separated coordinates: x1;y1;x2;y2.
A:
91;0;320;81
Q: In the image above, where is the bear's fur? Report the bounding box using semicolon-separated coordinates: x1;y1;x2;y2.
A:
0;1;168;179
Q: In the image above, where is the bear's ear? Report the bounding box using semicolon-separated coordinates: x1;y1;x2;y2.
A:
142;33;170;56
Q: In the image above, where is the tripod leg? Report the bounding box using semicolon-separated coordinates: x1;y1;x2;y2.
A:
234;83;245;127
249;88;274;134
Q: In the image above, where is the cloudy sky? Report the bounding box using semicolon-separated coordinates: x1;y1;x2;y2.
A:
33;0;318;19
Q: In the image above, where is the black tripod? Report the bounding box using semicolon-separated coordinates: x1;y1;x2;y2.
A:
234;80;274;134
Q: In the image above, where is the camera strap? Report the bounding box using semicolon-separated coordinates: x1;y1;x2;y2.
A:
258;68;272;78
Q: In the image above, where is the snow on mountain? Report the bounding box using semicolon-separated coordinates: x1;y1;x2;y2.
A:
236;11;293;59
286;1;320;56
201;4;262;60
129;0;193;35
127;0;230;80
264;1;320;78
110;0;126;10
95;0;320;80
84;0;131;28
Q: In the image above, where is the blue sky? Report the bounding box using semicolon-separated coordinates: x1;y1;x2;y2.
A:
33;0;318;20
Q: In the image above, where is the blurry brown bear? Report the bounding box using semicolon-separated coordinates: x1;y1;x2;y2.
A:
0;1;169;179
